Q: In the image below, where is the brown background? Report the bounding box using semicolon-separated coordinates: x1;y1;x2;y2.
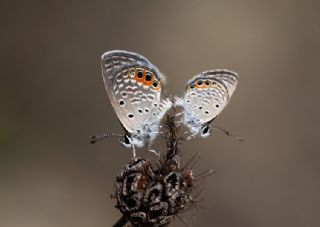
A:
1;0;320;226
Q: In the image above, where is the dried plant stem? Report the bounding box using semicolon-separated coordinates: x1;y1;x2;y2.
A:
164;111;181;160
113;215;129;227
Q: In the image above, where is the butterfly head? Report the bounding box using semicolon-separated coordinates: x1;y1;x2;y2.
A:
119;133;144;148
200;124;211;138
119;134;132;148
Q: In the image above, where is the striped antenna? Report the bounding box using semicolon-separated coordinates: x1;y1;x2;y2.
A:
89;133;123;144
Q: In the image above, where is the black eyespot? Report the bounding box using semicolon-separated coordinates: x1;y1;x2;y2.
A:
199;106;203;109
202;125;210;134
190;84;195;89
145;109;149;112
205;111;209;114
119;100;125;106
152;113;156;115
145;74;152;81
138;109;143;113
197;80;203;85
187;100;191;103
215;104;220;108
205;80;210;86
137;71;143;78
152;81;158;87
128;114;134;118
121;92;127;97
154;103;158;107
124;135;130;144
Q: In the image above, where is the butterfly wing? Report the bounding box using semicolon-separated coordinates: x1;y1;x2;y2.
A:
179;69;238;125
101;50;152;100
101;50;170;135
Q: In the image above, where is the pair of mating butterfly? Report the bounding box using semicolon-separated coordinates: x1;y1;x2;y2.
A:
91;50;241;156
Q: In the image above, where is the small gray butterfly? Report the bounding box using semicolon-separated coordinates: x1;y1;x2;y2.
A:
176;69;239;138
99;50;172;155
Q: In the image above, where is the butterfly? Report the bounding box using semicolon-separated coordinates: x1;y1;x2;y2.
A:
176;69;240;139
92;50;172;156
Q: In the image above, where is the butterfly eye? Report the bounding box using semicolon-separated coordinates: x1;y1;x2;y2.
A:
137;71;143;78
124;135;131;145
201;125;210;135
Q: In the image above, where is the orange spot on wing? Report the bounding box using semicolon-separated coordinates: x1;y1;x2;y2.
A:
132;67;161;91
195;83;207;89
194;79;208;89
152;81;161;91
193;79;217;89
142;70;153;86
134;68;144;83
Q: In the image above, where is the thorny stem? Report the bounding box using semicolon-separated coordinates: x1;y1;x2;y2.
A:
164;110;183;161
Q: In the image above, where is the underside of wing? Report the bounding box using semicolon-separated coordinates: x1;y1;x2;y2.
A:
186;69;238;100
101;50;153;87
182;69;239;124
102;59;167;134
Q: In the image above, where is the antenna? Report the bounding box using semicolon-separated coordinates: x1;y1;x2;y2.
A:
212;126;244;142
89;133;123;144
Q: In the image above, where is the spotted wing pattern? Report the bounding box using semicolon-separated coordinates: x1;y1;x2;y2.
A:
180;69;238;125
101;50;171;136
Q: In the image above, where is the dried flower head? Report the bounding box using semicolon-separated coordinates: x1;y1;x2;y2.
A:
115;156;193;226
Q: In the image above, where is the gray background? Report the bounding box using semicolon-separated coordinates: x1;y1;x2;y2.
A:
1;0;320;226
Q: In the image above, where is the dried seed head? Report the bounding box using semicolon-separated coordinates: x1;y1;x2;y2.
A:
115;157;194;226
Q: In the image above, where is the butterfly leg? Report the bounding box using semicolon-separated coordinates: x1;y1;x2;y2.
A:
149;149;160;157
175;111;184;117
149;131;164;135
175;121;183;124
186;132;198;141
131;144;136;158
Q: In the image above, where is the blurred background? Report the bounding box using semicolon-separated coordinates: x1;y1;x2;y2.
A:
1;0;320;226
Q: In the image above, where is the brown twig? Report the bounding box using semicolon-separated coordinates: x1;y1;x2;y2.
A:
113;215;129;227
